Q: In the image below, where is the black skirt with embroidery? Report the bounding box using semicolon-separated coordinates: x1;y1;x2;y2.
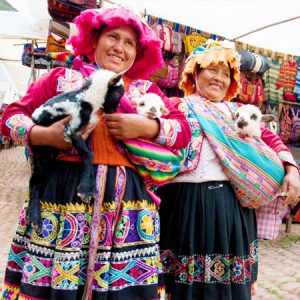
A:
158;180;258;300
1;160;163;300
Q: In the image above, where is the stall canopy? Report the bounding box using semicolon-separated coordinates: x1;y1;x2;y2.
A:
112;0;300;56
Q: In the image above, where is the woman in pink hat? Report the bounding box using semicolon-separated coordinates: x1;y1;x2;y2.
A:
0;6;191;299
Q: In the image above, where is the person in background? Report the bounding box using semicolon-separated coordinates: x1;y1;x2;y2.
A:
156;41;300;300
0;6;191;300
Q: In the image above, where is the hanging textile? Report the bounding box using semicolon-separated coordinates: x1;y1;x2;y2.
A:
263;58;284;106
293;57;300;101
276;59;298;102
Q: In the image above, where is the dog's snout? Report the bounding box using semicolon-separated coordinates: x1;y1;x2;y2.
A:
237;120;248;128
150;107;157;113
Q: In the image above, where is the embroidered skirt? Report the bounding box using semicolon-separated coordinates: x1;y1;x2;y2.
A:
1;161;162;300
158;181;258;300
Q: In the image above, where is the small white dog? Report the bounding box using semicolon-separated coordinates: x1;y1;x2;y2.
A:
131;93;169;119
235;104;275;137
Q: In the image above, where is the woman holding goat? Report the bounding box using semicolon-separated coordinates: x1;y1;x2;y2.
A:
157;40;300;300
0;6;191;299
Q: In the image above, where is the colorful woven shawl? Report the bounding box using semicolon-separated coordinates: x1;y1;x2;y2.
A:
124;138;185;188
118;94;186;189
186;95;285;209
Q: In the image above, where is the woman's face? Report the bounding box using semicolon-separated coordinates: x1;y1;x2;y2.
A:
94;25;138;74
195;63;231;102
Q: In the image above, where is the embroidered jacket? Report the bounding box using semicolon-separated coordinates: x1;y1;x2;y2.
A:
178;94;297;174
0;64;191;163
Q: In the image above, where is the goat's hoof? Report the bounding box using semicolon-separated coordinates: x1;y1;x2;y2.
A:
25;216;31;226
77;192;96;204
32;224;42;235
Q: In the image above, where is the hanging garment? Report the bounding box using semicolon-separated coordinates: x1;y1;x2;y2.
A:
276;60;298;102
263;58;284;106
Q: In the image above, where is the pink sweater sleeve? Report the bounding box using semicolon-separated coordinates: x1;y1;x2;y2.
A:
261;127;297;167
0;67;67;144
118;80;191;149
147;82;191;149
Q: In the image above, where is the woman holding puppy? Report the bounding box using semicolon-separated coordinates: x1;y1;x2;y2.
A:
156;41;300;300
0;6;191;299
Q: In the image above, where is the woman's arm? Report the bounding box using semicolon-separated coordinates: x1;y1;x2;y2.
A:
102;113;160;140
104;81;191;149
282;164;300;206
150;83;191;149
261;127;300;205
0;67;66;146
0;67;90;150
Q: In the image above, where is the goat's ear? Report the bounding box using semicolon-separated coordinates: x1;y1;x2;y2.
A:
262;114;275;123
108;74;122;87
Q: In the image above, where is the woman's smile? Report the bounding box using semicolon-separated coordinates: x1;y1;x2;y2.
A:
195;63;231;102
94;25;137;74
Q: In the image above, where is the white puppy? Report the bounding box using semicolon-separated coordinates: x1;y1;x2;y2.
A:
235;104;275;137
132;93;169;119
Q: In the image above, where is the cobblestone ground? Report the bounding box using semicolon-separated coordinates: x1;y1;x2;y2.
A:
0;147;30;282
0;146;300;299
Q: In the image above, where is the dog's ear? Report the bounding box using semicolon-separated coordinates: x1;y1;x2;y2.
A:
262;114;275;123
85;77;93;86
131;97;139;106
161;107;169;116
232;112;238;120
108;74;122;87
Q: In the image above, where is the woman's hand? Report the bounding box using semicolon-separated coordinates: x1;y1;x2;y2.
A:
281;164;300;206
102;113;160;140
29;116;73;150
30;116;96;150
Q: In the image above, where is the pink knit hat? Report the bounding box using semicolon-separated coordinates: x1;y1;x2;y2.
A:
68;6;163;80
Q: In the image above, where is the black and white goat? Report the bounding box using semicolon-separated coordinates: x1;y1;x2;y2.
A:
131;93;169;119
235;104;275;137
29;70;124;232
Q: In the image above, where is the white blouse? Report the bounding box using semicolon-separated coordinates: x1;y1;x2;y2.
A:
171;102;231;183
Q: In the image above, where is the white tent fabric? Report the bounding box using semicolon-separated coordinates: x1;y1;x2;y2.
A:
0;61;23;104
113;0;300;56
0;0;50;99
2;0;50;40
0;11;47;40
